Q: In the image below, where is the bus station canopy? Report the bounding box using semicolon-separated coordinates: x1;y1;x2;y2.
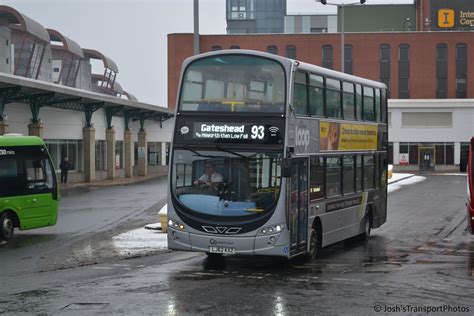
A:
47;28;85;58
0;72;173;122
83;49;119;73
0;6;50;42
123;91;138;101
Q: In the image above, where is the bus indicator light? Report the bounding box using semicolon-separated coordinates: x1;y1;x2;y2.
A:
260;224;284;235
169;218;185;230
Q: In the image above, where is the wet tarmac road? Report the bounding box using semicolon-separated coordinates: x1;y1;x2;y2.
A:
1;175;473;315
0;177;169;274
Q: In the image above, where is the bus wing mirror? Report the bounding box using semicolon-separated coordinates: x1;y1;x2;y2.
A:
281;158;292;178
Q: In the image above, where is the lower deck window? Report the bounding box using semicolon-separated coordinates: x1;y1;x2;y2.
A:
310;156;325;200
326;156;342;197
309;153;380;199
356;155;363;192
343;155;355;194
363;155;375;189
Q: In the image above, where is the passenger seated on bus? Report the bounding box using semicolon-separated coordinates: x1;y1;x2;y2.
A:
194;162;223;187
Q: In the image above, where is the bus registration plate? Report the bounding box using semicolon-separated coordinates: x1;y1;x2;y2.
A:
208;246;235;254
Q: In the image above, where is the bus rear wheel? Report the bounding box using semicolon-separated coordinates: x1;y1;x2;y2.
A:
360;213;371;241
0;212;14;240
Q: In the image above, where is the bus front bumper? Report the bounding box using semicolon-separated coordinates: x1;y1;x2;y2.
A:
168;228;289;257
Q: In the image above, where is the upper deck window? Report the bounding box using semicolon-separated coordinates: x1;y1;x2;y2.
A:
180;55;285;113
326;78;341;119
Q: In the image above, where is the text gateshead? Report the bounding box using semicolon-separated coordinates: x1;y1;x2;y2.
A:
194;123;250;140
200;124;245;133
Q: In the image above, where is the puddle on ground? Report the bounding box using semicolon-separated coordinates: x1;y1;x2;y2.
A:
62;303;110;311
0;234;57;250
362;262;402;273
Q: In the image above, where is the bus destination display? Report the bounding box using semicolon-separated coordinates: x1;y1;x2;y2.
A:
177;121;283;145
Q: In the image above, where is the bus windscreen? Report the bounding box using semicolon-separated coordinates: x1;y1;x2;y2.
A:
172;149;282;218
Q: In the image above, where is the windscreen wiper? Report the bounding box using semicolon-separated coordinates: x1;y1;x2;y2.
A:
183;146;214;158
216;146;248;158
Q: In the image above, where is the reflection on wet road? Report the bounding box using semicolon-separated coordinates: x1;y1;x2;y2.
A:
0;175;473;314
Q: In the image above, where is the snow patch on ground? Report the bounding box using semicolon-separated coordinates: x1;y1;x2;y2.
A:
388;175;426;194
388;173;414;184
144;222;162;230
432;173;467;176
112;227;167;256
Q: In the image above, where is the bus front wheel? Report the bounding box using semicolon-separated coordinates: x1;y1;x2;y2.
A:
0;212;14;240
306;225;322;260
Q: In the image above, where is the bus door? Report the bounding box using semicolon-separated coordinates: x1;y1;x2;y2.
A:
289;158;308;256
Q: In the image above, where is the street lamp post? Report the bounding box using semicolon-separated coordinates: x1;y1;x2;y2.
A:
318;0;366;73
193;0;200;55
403;17;412;31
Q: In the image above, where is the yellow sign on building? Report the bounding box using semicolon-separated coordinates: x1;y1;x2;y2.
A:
438;9;455;28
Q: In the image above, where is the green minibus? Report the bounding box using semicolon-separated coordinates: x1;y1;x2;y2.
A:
0;135;59;240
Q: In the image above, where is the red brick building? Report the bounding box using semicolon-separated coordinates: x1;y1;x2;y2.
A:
167;32;473;109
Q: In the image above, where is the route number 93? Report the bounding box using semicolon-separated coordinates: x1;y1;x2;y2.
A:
251;125;265;140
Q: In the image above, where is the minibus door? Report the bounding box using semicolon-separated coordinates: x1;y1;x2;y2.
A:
289;158;308;256
21;157;56;228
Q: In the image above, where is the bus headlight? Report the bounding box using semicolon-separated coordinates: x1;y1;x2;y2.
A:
168;219;185;231
259;223;284;236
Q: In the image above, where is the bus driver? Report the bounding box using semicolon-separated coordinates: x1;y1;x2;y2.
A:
194;162;223;187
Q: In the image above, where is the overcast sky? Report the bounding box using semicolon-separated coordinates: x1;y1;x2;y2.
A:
1;0;413;108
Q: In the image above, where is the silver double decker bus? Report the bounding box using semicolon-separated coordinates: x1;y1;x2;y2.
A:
168;50;388;259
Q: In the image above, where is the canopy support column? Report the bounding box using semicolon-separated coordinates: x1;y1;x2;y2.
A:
82;102;103;183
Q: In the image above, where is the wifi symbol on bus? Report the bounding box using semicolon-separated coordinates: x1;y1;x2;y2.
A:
269;126;279;135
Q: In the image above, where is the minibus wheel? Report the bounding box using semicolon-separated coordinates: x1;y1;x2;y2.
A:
0;212;14;240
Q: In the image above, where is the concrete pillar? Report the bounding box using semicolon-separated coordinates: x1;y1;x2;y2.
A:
0;120;8;135
106;128;116;180
393;142;400;165
454;142;461;165
83;127;96;183
28;122;43;138
124;129;133;178
161;142;167;166
137;130;147;176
